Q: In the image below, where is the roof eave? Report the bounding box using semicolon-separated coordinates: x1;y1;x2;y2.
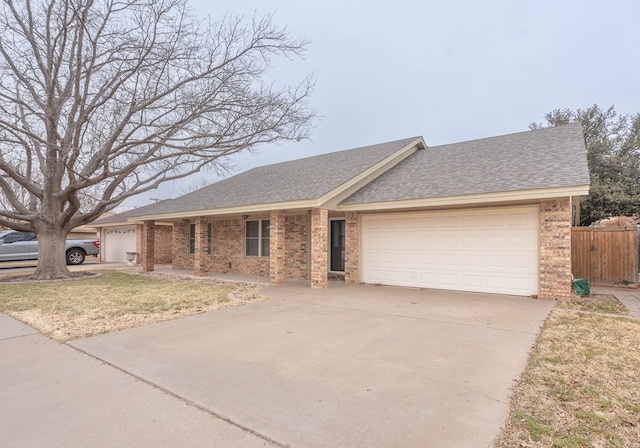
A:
337;184;590;212
129;199;322;222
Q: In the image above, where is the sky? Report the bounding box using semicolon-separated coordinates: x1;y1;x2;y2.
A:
124;0;640;209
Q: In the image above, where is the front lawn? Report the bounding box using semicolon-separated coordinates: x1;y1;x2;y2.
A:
0;270;263;341
495;301;640;447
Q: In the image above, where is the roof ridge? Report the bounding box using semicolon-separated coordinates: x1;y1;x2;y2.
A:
427;123;581;150
244;136;423;171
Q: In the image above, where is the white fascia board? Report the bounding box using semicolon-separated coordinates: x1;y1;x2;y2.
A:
129;199;320;222
337;185;590;212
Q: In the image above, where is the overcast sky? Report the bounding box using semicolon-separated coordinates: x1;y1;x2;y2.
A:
124;0;639;208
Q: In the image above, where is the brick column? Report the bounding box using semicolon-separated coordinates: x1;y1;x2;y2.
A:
344;211;359;283
194;216;208;277
310;208;328;288
141;220;155;272
270;210;286;284
539;198;572;300
135;224;143;264
172;220;189;270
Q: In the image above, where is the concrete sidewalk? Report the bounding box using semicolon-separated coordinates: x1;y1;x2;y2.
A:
0;314;274;448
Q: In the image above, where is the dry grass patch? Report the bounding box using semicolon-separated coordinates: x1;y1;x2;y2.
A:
495;308;640;447
0;270;264;341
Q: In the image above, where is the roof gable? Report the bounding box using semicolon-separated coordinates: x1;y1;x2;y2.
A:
341;124;590;206
125;136;423;220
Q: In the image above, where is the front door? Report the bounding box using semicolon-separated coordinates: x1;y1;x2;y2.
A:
330;220;345;272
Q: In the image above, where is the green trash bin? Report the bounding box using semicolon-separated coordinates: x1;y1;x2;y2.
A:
572;278;591;296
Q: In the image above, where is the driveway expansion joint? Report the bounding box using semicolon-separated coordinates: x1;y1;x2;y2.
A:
0;331;39;342
68;343;289;448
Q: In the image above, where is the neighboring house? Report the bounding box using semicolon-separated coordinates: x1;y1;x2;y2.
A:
104;125;589;300
93;205;173;264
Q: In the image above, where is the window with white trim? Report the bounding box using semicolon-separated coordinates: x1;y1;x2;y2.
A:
246;219;270;257
189;222;212;255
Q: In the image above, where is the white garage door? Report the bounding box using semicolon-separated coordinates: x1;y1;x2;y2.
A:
104;226;137;262
361;206;539;296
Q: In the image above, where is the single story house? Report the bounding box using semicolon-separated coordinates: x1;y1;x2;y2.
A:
98;124;590;300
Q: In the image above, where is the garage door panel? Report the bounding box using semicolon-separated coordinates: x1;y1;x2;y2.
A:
362;207;538;296
462;253;481;267
462;274;482;289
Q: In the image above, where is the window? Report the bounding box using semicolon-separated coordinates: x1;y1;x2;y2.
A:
188;222;212;255
2;232;35;243
246;219;270;257
189;223;196;254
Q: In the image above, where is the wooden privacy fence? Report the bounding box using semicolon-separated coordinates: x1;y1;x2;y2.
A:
571;226;638;288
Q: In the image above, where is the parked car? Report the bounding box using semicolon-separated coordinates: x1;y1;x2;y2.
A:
0;230;100;265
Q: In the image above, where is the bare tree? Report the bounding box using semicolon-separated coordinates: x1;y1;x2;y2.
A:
0;0;314;279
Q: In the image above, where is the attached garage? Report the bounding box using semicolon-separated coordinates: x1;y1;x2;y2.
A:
361;206;539;296
102;226;137;262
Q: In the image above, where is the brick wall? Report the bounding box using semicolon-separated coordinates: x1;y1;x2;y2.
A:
285;214;308;280
210;218;269;277
539;198;572;300
172;220;191;270
270;210;286;284
172;217;270;277
170;214;309;280
344;211;359;283
154;225;173;264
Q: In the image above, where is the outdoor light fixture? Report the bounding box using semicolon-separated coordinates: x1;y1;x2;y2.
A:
241;214;249;220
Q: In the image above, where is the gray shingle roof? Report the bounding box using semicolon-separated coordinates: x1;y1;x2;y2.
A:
129;136;420;217
92;202;164;225
341;124;590;205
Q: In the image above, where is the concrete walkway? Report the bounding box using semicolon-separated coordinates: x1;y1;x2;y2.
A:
591;286;640;319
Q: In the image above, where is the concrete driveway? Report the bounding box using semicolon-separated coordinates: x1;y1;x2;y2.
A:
68;282;553;448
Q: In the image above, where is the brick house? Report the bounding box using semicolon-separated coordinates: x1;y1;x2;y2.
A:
103;125;590;300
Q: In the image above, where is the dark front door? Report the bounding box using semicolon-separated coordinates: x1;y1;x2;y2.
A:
330;220;345;272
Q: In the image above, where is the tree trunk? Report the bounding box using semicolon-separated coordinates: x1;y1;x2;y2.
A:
30;226;72;280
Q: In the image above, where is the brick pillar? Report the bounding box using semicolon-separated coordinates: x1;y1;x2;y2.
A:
194;216;208;277
344;211;359;283
539;198;572;300
172;220;189;270
270;210;286;284
135;224;143;264
310;208;328;288
141;220;155;272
